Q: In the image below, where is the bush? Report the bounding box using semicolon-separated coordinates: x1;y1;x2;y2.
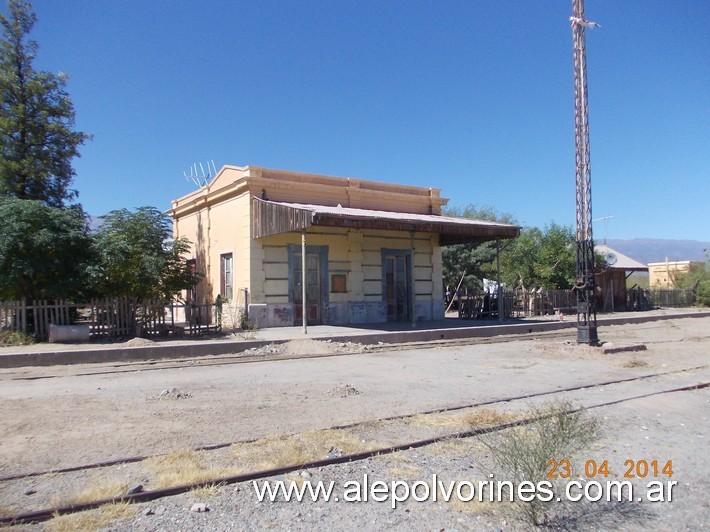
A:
89;207;200;301
0;330;36;346
479;401;601;526
675;262;709;307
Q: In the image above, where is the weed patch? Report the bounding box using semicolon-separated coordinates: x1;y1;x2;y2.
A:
479;400;601;526
0;330;35;346
45;502;136;532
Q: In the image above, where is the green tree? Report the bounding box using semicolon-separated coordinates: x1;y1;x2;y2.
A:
0;197;92;300
89;207;199;301
499;222;610;290
441;204;517;292
500;223;578;290
674;262;710;307
0;0;90;207
442;203;609;293
498;226;544;289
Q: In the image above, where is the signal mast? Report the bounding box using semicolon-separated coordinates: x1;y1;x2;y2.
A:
570;0;600;345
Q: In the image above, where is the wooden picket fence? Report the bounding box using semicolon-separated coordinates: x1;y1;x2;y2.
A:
508;289;578;317
506;287;696;317
0;299;74;338
647;288;696;308
0;298;220;341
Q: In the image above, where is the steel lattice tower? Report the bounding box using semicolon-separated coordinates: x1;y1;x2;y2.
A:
571;0;599;345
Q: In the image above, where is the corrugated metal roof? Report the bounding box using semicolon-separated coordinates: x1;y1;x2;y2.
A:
596;244;648;271
252;197;520;244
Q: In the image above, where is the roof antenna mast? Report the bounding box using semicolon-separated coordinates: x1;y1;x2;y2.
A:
183;160;218;188
592;215;614;245
571;0;601;345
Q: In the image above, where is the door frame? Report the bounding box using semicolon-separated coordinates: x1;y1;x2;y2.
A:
381;248;412;322
288;244;329;325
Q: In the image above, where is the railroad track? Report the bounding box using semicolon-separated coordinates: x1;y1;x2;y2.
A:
4;325;707;382
0;329;577;381
1;363;708;526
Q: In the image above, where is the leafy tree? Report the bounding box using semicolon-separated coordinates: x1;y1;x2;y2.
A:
89;207;199;301
441;204;517;292
0;0;90;207
500;223;578;290
0;197;92;300
674;262;710;307
498;226;544;289
442;204;606;293
499;223;609;290
0;1;92;304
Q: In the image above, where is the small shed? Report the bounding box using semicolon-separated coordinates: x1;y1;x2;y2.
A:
595;244;648;311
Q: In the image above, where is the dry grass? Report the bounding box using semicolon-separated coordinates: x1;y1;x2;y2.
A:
387;450;415;463
426;477;504;515
143;449;231;489
408;408;518;428
50;476;129;508
622;358;649;368
283;472;307;488
424;437;487;457
44;502;137;532
357;419;385;431
229;428;380;471
189;482;224;499
479;401;601;526
387;462;424;479
141;428;383;492
464;409;519;426
447;493;509;515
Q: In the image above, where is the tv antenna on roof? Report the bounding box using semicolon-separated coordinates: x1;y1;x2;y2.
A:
592;215;614;244
183;160;218;188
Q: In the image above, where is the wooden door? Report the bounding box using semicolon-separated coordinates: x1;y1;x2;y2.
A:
292;252;322;325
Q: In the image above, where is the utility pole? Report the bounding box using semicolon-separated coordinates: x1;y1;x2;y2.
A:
571;0;600;345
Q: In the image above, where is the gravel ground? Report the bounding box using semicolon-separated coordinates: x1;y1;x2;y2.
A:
0;316;708;530
36;384;710;531
115;385;710;532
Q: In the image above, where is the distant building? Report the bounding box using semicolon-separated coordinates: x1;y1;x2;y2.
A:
648;260;691;288
595;244;647;311
170;166;519;328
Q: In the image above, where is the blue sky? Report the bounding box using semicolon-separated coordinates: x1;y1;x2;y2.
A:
22;0;709;240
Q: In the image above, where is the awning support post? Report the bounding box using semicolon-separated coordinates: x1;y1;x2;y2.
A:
497;238;503;323
302;230;307;334
410;231;416;328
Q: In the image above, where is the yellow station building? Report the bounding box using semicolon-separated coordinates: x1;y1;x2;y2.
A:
170;166;519;328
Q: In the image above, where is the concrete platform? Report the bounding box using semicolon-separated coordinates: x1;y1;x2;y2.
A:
0;309;708;368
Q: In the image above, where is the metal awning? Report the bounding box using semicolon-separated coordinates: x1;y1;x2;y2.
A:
252;197;520;245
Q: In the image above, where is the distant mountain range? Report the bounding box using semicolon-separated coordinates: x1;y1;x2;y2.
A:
604;239;709;265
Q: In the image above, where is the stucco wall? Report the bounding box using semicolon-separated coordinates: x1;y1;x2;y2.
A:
171;166;450;329
648;261;691;288
173;192;251;308
248;228;443;328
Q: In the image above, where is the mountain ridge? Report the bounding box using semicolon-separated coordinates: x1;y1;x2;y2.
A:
604;239;709;265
